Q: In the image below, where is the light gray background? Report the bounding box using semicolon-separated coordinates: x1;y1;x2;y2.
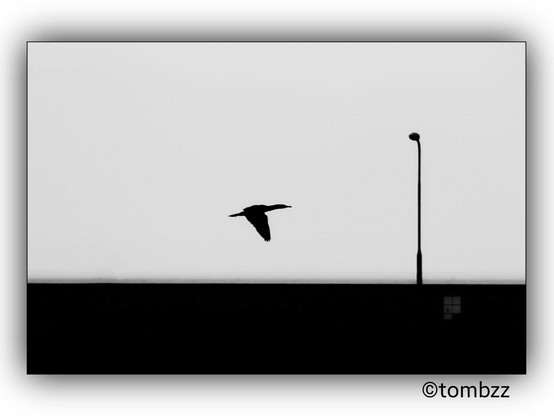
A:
28;42;525;283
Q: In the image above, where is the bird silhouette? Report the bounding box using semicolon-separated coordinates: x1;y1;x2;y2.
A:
229;204;292;241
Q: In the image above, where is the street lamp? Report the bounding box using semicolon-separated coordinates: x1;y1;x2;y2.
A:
409;132;422;285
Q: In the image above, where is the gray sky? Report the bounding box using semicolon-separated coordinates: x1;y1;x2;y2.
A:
28;42;525;283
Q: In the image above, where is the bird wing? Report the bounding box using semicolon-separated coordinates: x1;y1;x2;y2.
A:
244;212;271;241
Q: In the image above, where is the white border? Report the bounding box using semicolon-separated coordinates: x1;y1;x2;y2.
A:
3;1;551;415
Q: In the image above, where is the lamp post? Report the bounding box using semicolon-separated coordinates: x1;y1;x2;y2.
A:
409;132;422;285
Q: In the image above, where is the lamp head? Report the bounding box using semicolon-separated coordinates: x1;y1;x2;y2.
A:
409;132;420;141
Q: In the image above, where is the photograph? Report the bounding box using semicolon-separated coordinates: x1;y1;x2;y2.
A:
26;41;525;374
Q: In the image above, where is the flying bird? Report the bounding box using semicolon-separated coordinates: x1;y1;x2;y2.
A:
229;204;292;241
